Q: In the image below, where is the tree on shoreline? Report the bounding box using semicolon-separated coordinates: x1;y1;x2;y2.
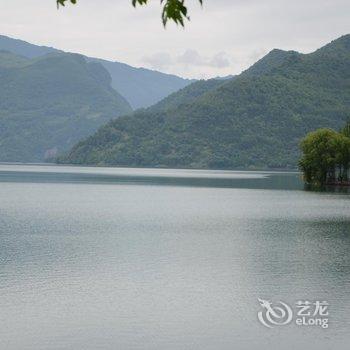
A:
341;120;350;138
56;0;203;26
299;125;350;186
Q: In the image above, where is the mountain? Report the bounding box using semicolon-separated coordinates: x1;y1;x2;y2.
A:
91;58;193;110
0;50;28;67
0;35;57;58
149;78;227;113
240;49;300;77
0;35;193;109
0;51;132;162
58;35;350;170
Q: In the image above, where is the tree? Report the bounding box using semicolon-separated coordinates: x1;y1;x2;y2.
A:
56;0;203;26
299;129;339;185
335;132;350;181
299;127;350;186
341;120;350;138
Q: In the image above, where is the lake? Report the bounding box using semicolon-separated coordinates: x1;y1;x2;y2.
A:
0;164;349;350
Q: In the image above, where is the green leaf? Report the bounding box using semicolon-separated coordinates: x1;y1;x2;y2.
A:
57;0;203;27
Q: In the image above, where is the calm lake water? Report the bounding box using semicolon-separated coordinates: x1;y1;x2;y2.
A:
0;164;349;350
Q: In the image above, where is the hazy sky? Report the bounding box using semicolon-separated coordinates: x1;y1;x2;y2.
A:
0;0;349;79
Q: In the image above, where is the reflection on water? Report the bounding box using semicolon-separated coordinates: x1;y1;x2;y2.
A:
0;164;349;350
305;184;350;194
0;164;303;190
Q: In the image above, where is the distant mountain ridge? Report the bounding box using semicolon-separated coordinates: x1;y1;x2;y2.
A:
0;35;193;109
59;34;350;170
0;50;132;162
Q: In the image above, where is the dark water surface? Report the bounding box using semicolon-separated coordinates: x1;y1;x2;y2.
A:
0;164;349;350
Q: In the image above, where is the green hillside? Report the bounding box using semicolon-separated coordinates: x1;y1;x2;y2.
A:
58;35;350;170
0;52;132;162
148;78;227;113
0;35;193;109
0;50;28;68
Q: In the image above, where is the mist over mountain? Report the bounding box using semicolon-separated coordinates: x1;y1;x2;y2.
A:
59;35;350;170
0;35;193;109
0;51;132;162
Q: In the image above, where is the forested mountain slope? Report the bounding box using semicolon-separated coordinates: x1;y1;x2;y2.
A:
59;34;350;169
0;52;132;162
0;35;193;109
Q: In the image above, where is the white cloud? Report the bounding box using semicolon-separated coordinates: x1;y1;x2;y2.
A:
177;49;231;68
143;49;232;74
142;52;173;70
177;49;204;65
209;52;231;68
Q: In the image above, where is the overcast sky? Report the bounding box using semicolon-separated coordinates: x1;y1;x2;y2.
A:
0;0;349;79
